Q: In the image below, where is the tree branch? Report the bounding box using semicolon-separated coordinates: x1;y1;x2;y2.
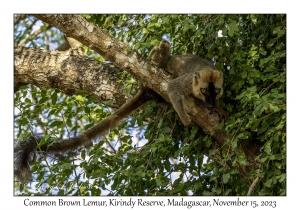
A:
14;47;131;108
247;177;259;196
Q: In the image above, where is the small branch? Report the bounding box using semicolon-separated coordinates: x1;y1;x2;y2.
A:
103;15;113;28
259;82;276;96
14;113;22;119
18;24;52;47
104;136;117;154
247;177;259;196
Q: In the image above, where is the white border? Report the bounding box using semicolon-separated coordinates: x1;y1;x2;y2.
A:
3;1;298;209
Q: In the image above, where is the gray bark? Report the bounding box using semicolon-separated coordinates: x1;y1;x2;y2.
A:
14;47;130;108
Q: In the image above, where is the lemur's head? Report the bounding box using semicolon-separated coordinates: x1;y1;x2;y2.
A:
192;70;223;112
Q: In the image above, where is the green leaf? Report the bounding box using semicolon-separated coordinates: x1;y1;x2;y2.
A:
225;189;232;196
51;92;57;105
142;28;148;34
158;118;163;128
81;150;86;160
150;39;160;46
203;190;216;196
222;173;230;184
66;118;72;127
102;100;113;106
249;121;259;131
144;105;153;117
137;115;143;126
237;152;247;166
249;50;257;57
269;155;275;160
228;20;238;37
49;120;64;127
75;95;85;102
249;70;260;78
264;143;272;155
204;162;215;171
47;109;57;117
209;149;218;156
20;183;24;192
59;163;72;170
265;178;273;188
264;66;278;72
272;26;282;34
267;39;277;49
136;170;145;178
259;187;270;196
151;143;158;154
57;189;65;196
277;173;286;183
240;71;247;79
231;139;238;150
84;122;95;130
39;96;48;104
191;171;199;177
91;188;101;196
25;98;31;103
19;85;29;90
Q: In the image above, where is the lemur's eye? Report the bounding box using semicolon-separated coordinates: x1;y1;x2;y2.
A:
215;88;220;94
201;88;207;93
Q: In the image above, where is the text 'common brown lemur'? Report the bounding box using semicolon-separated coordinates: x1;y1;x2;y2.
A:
14;40;227;181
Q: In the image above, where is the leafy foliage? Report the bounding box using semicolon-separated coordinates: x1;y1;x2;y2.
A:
14;14;285;196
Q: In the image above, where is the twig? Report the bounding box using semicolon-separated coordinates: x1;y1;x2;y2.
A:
18;24;52;47
259;82;276;96
247;177;259;196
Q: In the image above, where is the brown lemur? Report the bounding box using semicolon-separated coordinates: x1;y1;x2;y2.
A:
14;40;226;181
167;55;227;126
153;40;227;126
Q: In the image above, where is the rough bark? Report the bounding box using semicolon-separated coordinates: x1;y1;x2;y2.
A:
14;47;130;108
14;14;260;177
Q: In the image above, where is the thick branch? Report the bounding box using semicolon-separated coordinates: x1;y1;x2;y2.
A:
14;47;130;108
